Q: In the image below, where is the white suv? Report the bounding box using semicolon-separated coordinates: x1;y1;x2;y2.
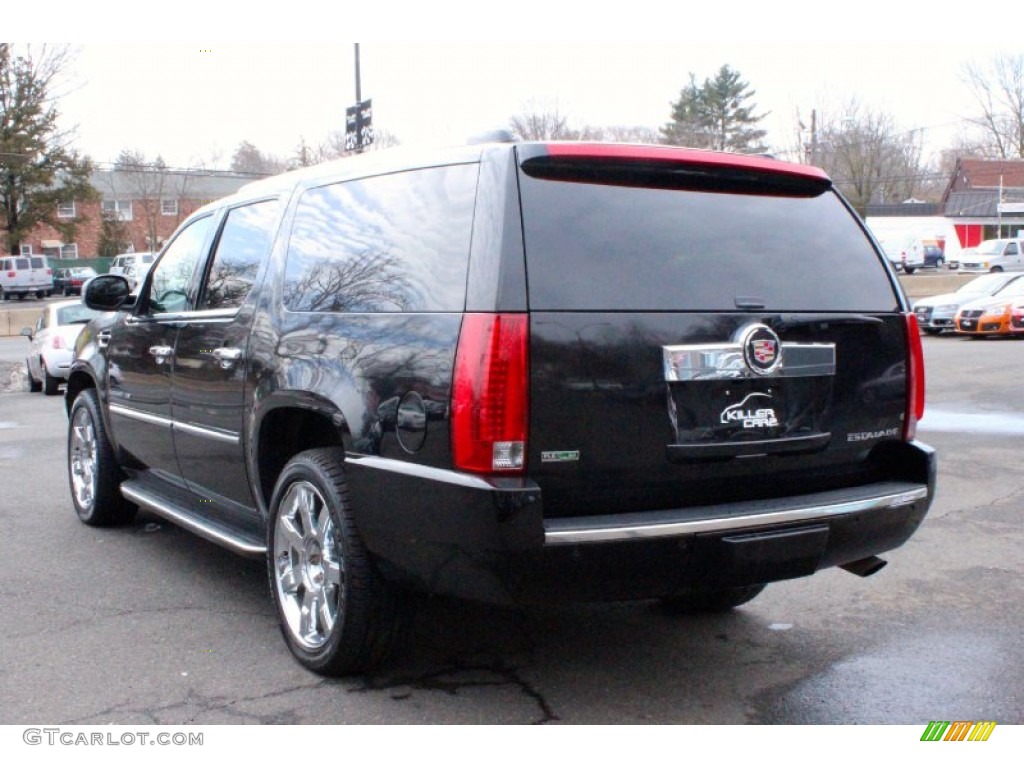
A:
109;252;157;290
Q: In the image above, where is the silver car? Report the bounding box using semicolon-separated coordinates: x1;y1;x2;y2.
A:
913;272;1024;334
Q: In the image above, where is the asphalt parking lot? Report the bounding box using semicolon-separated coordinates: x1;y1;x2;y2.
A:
0;330;1021;726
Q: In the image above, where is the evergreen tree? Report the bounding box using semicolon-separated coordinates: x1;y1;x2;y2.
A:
0;44;96;254
661;65;768;153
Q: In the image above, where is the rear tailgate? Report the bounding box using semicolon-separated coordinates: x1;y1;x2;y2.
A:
516;145;912;520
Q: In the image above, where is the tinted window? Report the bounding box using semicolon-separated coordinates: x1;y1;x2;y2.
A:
16;258;29;270
283;164;478;313
518;161;898;312
201;199;279;311
149;216;213;313
30;257;45;268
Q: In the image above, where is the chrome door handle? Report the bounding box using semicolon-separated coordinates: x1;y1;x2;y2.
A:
211;347;243;370
149;345;174;364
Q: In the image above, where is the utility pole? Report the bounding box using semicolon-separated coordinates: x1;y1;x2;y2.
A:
345;43;373;154
355;43;361;107
810;109;818;167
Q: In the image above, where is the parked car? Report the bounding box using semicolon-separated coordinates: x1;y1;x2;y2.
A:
920;244;946;270
22;299;103;395
954;276;1024;336
67;140;935;675
878;240;906;272
108;252;157;290
913;272;1024;334
1;254;52;300
52;267;99;296
957;238;1024;273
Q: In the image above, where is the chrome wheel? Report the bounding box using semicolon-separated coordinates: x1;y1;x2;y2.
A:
272;480;344;651
69;406;98;511
67;388;136;527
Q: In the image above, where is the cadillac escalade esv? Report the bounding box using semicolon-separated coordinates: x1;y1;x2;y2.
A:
67;140;936;675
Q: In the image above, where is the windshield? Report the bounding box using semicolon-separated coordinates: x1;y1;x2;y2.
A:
976;240;1009;255
994;278;1024;298
958;274;1016;293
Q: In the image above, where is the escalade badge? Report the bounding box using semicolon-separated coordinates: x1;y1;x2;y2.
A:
739;324;783;375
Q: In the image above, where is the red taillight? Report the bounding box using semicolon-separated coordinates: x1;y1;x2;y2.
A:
5;271;14;278
451;313;529;474
52;336;65;350
904;313;925;441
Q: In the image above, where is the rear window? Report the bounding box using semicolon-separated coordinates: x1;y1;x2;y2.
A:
518;156;899;312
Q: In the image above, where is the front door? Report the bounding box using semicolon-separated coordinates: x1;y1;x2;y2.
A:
106;214;215;487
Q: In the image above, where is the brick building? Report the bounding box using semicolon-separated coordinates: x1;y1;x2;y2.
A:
18;169;254;260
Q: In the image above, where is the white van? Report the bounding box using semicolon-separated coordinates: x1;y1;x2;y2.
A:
958;239;1024;273
0;254;52;300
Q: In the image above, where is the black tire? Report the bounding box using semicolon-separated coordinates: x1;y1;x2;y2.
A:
904;267;915;274
43;364;61;396
991;266;1004;272
67;388;137;526
923;328;942;336
63;287;71;297
268;448;405;675
660;584;766;614
26;362;42;393
934;257;944;268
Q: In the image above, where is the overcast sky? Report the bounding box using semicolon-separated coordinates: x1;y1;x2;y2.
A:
11;4;1023;170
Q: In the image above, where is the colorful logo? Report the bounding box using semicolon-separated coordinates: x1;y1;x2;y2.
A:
920;721;996;742
751;339;777;365
738;324;783;375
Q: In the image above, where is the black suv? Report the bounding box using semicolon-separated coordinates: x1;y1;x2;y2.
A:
67;141;936;675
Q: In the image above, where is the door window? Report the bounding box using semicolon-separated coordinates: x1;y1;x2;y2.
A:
148;216;213;314
201;199;279;311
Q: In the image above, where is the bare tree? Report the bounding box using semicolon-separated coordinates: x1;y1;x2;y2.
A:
108;150;174;252
509;100;581;140
106;149;200;252
809;100;929;214
962;54;1024;159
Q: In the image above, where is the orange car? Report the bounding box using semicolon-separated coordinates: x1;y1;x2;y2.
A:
954;277;1024;336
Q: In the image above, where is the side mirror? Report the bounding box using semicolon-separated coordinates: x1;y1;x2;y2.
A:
20;327;33;341
83;274;132;312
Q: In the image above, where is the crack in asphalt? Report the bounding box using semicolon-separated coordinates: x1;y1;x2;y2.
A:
354;660;560;724
64;682;330;726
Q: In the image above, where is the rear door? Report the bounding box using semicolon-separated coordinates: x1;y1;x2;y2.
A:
171;197;281;511
515;146;908;518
